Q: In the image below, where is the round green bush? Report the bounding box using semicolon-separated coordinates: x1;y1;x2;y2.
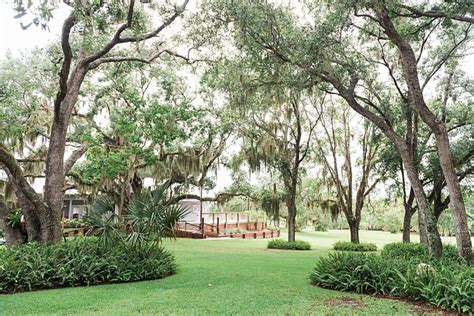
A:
267;239;311;250
333;241;377;252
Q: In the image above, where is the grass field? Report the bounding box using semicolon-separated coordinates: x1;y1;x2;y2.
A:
0;229;461;315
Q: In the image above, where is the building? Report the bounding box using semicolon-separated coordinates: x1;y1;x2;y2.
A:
62;195;87;219
178;199;213;223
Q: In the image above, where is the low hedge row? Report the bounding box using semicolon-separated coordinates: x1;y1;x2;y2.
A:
267;239;311;250
333;241;377;252
0;237;176;293
310;243;473;313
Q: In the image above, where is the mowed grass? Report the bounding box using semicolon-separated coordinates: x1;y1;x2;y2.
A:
0;230;459;315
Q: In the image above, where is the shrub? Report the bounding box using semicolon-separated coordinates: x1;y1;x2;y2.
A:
310;251;473;313
267;239;311;250
381;242;427;260
382;209;402;233
381;242;465;264
311;252;400;294
313;221;328;232
0;237;176;294
333;241;377;252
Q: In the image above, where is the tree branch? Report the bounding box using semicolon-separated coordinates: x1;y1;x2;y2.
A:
64;146;87;174
399;5;474;24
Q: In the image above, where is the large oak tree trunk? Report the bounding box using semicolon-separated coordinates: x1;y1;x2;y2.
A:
43;67;86;243
43;120;68;242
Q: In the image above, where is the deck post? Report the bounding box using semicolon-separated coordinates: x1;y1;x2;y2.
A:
216;217;220;235
212;213;215;232
201;217;205;238
237;213;240;228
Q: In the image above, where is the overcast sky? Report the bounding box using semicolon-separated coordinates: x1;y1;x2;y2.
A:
0;2;71;59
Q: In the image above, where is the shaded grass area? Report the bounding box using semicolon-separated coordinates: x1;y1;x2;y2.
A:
0;230;456;315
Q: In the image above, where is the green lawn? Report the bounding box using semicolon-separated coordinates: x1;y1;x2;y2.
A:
0;230;456;315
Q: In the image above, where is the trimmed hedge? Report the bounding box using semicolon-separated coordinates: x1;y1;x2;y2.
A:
0;237;176;293
333;241;377;252
310;244;473;313
267;239;311;250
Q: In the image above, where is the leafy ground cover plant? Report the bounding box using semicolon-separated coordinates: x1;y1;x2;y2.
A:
0;237;176;294
267;239;311;250
333;241;377;252
311;244;473;313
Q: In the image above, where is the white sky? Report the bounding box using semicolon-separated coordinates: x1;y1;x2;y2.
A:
0;3;71;59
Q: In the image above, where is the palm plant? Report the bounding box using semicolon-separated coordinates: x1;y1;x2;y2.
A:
83;197;121;246
84;182;189;248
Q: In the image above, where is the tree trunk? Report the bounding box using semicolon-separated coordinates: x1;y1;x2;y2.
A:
418;209;428;244
1;165;44;242
43;117;69;242
402;208;415;243
403;158;442;257
15;189;42;242
434;128;473;262
286;194;296;242
43;67;86;243
348;219;360;243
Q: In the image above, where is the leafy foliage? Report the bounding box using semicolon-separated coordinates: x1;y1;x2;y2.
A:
5;208;22;228
0;237;176;294
267;239;311;250
382;209;402;234
311;245;473;313
63;219;86;229
333;241;377;252
381;242;465;264
313;221;328;232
